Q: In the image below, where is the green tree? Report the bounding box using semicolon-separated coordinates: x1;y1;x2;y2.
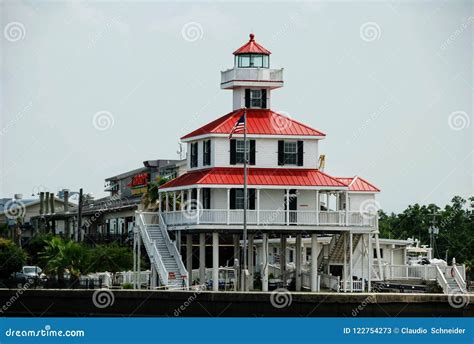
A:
88;244;134;273
23;233;53;265
0;238;27;278
39;237;90;281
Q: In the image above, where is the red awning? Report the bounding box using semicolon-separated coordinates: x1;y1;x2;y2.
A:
160;167;347;190
181;109;325;140
335;176;380;192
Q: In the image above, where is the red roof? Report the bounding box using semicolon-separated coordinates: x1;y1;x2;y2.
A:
160;168;347;190
336;176;380;192
181;109;325;140
233;33;271;55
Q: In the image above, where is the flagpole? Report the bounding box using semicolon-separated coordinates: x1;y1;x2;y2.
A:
242;107;248;292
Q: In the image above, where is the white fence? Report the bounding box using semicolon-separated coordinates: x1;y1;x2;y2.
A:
162;209;376;228
221;68;284;84
380;264;466;281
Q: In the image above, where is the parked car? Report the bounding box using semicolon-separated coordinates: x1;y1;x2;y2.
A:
10;266;47;284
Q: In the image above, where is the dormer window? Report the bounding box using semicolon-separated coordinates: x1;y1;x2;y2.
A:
236;54;269;68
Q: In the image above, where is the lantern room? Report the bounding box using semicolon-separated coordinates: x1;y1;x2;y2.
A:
233;33;271;68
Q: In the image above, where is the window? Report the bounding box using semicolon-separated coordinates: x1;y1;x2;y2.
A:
202;188;211;209
235;140;248;164
203;140;211;166
230;189;256;210
245;89;266;109
190;142;198;168
278;140;303;166
250;90;262;108
230;139;256;165
237;54;269;68
284;142;298;165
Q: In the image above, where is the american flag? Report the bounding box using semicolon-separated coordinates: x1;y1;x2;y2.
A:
228;113;246;139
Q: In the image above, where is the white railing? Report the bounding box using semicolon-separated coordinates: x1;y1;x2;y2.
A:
452;265;467;293
137;213;169;286
382;264;438;280
221;68;284;85
436;265;449;294
158;213;189;289
161;209;376;228
339;280;363;292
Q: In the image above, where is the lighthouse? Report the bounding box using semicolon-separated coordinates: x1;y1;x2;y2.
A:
141;34;382;293
221;33;284;111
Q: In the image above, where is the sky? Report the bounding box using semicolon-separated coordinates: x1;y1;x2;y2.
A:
0;0;472;213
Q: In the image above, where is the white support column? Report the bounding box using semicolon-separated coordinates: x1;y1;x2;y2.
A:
249;234;254;290
233;234;240;290
262;233;269;292
361;235;365;292
295;234;302;291
176;231;181;255
186;234;193;285
187;189;192;210
327;192;330;211
180;190;184;210
349;231;353;292
173;192;177;211
375;233;383;280
368;234;372;291
345;191;349;226
343;232;347;292
212;232;219;292
315;190;320;225
196;188;201;225
256;189;260;225
311;234;318;292
199;233;206;284
226;188;230;225
335;192;340;211
286;189;290;226
137;231;141;289
280;235;286;277
165;192;169;212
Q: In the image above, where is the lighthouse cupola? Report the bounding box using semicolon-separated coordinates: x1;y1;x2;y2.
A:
221;33;284;110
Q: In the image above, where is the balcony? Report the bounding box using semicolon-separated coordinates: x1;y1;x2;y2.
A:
220;68;284;89
161;209;376;228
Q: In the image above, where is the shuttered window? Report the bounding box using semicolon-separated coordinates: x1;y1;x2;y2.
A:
230;189;256;210
190;142;198;168
278;140;304;166
230;139;256;165
203;140;211;166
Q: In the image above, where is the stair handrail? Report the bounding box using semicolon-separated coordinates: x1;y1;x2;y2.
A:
137;212;169;286
317;234;339;270
452;265;467;293
435;265;449;294
158;213;189;288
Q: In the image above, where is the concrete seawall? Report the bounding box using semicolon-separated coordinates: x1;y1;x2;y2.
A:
0;289;471;317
